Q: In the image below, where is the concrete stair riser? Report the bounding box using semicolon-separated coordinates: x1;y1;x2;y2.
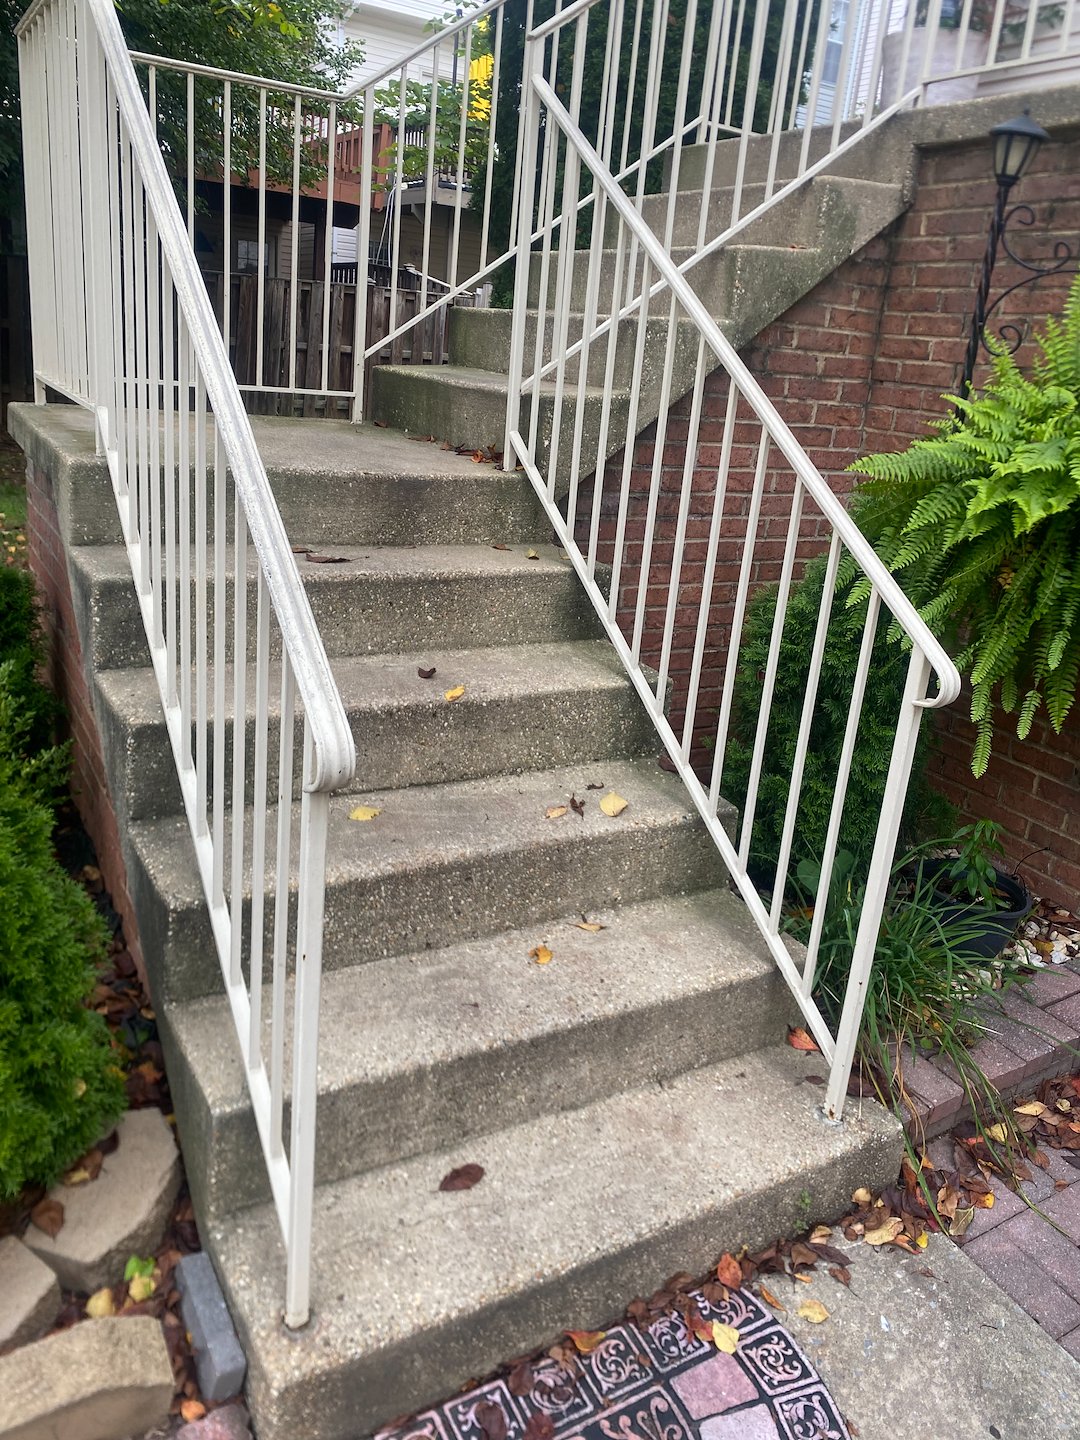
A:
70;544;601;672
127;760;733;1003
8;407;548;549
166;890;798;1220
669;117;916;193
208;1045;901;1440
95;642;660;821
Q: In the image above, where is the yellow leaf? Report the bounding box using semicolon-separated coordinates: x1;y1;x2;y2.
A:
128;1273;156;1303
1015;1101;1048;1116
862;1217;904;1246
567;1329;606;1353
948;1206;976;1238
796;1299;830;1324
444;684;466;703
599;791;628;817
525;549;539;560
809;1225;832;1246
986;1123;1008;1143
916;1230;929;1248
349;806;381;822
575;920;605;933
545;805;568;820
529;944;553;965
72;1078;87;1099
851;1186;872;1206
758;1283;786;1313
63;1168;92;1186
975;1190;995;1210
85;1288;115;1319
711;1322;740;1354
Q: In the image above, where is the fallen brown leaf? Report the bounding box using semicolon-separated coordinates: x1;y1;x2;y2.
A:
545;805;568;820
715;1254;742;1289
529;943;553;965
475;1402;507;1440
439;1163;485;1192
796;1298;829;1324
444;684;466;703
30;1198;64;1238
567;1329;606;1353
417;666;437;680
758;1283;786;1312
786;1026;820;1053
599;791;628;817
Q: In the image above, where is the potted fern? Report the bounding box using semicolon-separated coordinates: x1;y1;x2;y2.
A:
902;820;1033;958
849;273;1080;780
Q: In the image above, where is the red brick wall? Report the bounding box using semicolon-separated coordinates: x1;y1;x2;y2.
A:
587;130;1080;903
27;460;147;982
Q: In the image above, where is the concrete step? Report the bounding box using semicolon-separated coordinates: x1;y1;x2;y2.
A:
70;542;599;671
128;756;732;1003
9;405;547;548
629;175;907;252
167;887;797;1220
209;1042;901;1440
369;363;632;483
670;118;914;193
95;640;658;820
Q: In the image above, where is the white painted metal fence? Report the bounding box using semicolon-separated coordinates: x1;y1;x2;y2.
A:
16;0;355;1327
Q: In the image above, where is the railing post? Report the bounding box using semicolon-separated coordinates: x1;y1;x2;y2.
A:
350;93;375;422
502;33;544;469
822;646;933;1122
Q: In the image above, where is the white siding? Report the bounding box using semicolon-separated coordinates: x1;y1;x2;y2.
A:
342;0;458;88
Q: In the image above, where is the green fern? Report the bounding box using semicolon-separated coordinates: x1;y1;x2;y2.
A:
850;275;1080;776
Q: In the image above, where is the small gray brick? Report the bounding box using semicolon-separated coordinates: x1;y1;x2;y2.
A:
963;1229;1080;1338
176;1252;247;1403
1027;967;1080;1007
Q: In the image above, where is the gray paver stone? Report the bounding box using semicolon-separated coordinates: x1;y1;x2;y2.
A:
22;1109;180;1294
176;1403;253;1440
1027;967;1080;1006
963;1225;1080;1336
1042;1181;1080;1243
0;1237;61;1352
176;1253;247;1403
0;1315;172;1440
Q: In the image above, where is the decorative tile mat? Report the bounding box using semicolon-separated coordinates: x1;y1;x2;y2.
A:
376;1289;849;1440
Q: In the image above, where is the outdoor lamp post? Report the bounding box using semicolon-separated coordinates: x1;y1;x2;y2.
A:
959;109;1049;396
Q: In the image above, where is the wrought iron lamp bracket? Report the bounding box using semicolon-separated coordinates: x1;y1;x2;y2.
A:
980;201;1077;358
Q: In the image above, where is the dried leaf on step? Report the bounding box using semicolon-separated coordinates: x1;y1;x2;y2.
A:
599;792;628;817
569;794;585;816
529;944;553;965
417;666;437;680
862;1217;904;1246
576;919;605;932
986;1123;1009;1144
711;1322;740;1354
128;1273;155;1303
851;1187;872;1206
525;549;539;560
180;1400;207;1424
304;553;349;564
491;542;510;550
545;805;568;820
758;1283;786;1313
523;1416;555;1440
349;806;381;822
507;1358;535;1397
786;1026;820;1053
586;781;605;790
439;1163;485;1192
810;1225;833;1245
567;1330;606;1354
444;684;466;703
1015;1101;1047;1116
85;1288;116;1319
716;1253;742;1290
828;1265;851;1287
30;1198;64;1238
796;1299;829;1324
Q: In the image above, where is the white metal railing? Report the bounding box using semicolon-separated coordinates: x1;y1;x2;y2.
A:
114;0;1079;422
17;0;356;1325
503;0;965;1120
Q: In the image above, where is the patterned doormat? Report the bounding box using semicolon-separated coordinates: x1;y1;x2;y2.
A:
377;1285;849;1440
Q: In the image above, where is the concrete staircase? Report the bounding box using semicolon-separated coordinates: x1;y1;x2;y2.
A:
9;124;915;1440
369;126;916;470
14;400;902;1440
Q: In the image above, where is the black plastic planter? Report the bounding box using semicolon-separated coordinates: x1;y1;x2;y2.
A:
918;859;1034;959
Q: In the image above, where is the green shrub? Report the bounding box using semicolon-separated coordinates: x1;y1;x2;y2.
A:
722;552;950;889
0;564;59;759
0;663;126;1201
851;274;1080;775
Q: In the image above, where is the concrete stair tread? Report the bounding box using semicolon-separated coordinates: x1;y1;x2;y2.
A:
131;756;725;912
169;888;794;1210
77;540;575;584
96;639;638;729
213;1042;899;1436
375;363;621;400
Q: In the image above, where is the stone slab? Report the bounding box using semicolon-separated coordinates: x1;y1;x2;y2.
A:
176;1253;246;1404
0;1315;172;1440
23;1109;180;1294
780;1233;1080;1439
0;1238;61;1352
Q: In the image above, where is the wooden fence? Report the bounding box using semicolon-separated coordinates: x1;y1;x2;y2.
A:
206;272;460;418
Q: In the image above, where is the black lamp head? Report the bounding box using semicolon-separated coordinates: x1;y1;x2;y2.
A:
990;109;1049;190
